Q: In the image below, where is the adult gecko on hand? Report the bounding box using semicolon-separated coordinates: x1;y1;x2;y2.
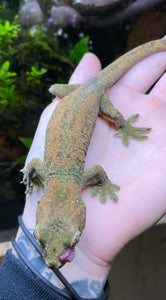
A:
22;39;166;268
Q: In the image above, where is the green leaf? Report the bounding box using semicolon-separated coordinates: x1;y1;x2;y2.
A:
16;155;27;165
4;20;10;30
1;60;10;71
19;137;33;149
26;66;47;86
0;19;20;47
17;137;33;164
69;36;90;63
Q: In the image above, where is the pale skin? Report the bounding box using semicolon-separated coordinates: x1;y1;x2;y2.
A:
14;39;166;297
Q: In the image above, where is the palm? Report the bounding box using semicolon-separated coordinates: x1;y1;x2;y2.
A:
78;53;166;264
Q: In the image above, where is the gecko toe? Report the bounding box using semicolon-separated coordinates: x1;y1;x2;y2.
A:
114;114;151;146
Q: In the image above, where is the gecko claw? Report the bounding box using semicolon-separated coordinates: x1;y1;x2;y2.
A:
91;181;120;203
114;114;151;146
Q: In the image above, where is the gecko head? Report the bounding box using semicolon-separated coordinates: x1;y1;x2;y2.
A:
35;179;86;268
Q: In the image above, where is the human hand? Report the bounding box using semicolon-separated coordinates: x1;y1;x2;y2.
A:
17;43;166;296
79;47;166;267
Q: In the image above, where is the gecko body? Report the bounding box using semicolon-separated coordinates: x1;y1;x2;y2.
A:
22;39;166;268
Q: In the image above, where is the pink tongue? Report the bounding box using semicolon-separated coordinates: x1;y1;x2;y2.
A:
60;247;75;263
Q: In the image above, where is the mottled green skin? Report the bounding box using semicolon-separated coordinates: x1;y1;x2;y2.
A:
22;39;166;268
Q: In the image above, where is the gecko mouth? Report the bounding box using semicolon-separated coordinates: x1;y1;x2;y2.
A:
60;234;80;263
60;247;75;263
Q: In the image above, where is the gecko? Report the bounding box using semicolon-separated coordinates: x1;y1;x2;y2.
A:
22;39;166;268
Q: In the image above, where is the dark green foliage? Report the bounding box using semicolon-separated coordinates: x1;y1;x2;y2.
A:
0;18;20;46
0;5;89;129
26;66;47;87
0;60;22;106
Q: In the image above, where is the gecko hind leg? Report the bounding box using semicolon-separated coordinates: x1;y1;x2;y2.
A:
82;165;120;203
100;94;151;146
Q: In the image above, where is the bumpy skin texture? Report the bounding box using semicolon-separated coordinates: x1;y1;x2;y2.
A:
22;39;166;268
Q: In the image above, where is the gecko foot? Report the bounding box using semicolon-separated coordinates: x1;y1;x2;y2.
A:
20;167;40;194
91;180;120;203
114;114;151;146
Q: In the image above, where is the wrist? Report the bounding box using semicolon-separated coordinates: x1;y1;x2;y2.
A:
12;213;111;299
60;244;111;298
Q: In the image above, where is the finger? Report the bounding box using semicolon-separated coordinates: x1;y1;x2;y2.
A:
69;52;101;84
150;72;166;101
116;44;166;93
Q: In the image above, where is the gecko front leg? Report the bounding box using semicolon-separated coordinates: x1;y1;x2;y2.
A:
21;158;45;194
81;165;120;203
49;84;80;97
